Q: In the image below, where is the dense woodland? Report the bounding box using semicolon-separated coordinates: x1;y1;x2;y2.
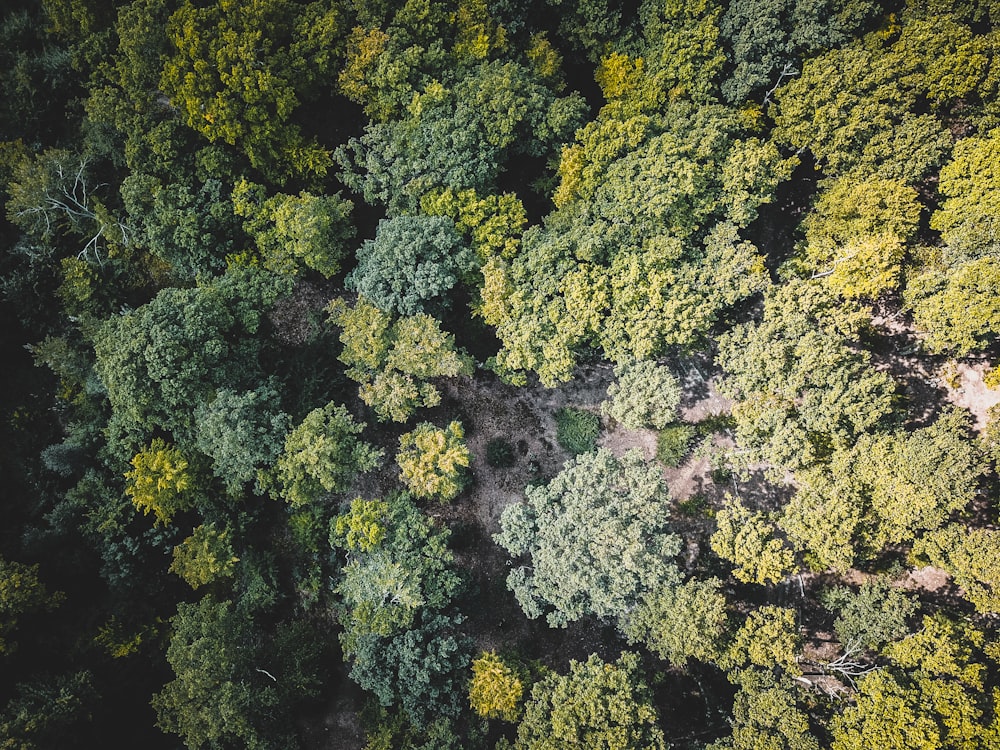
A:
3;0;1000;747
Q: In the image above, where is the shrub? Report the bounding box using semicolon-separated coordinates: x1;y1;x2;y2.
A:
555;407;600;455
656;425;695;467
486;438;516;468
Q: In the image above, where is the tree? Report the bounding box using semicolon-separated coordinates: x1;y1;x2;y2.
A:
800;176;922;299
906;257;1000;355
717;279;896;469
152;596;323;749
328;297;474;423
159;0;344;180
914;525;1000;614
601;360;682;430
621;577;730;666
93;266;291;447
169;524;239;589
396;421;471;502
468;651;525;722
124;439;195;526
820;578;917;651
347;215;475;317
831;616;1000;750
509;652;667;750
232;179;354;278
331;493;462;652
720;606;801;674
193;384;291;492
711;499;796;585
782;409;984;569
347;612;473;730
495;448;682;627
268;402;382;507
0;671;96;750
708;668;821;750
0;558;63;656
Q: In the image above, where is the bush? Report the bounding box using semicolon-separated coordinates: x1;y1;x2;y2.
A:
486;438;516;468
555;408;600;455
656;425;695;467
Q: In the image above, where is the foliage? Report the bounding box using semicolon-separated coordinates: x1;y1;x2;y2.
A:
268;402;383;507
347;612;473;729
93;267;291;446
159;0;343;180
194;384;291;492
485;438;516;468
718;279;896;470
820;578;917;651
152;596;323;749
420;187;526;261
905;257;1000;355
124;439;195;526
554;407;600;456
709;668;821;750
495;448;682;627
232;179;354;278
0;671;97;750
621;577;730;666
720;606;801;674
509;652;667;750
602;360;682;430
331;494;462;652
656;424;696;468
831;616;1000;750
914;525;1000;613
329;297;474;423
468;650;525;722
711;499;796;585
347;215;476;317
396;421;471;502
0;558;63;656
931;128;1000;261
169;524;239;589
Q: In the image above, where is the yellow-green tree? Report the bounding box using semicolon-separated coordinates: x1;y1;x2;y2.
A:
169;524;239;589
125;439;194;525
396;421;471;502
468;651;525;722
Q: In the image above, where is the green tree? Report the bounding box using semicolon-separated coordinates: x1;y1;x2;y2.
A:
906;257;1000;355
801;176;922;299
328;297;474;423
621;577;730;666
720;606;801;674
717;279;896;469
914;525;1000;614
0;558;63;656
159;0;344;180
347;215;475;316
396;421;471;502
331;493;462;652
268;402;382;507
711;499;796;585
709;668;821;750
124;439;195;526
193;384;291;492
152;596;322;749
0;671;96;750
509;652;667;750
169;524;239;589
468;650;525;722
831;616;999;750
93;266;290;446
495;448;682;627
601;360;682;430
232;179;354;278
820;578;917;651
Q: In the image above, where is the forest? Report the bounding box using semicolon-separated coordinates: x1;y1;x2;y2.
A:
2;0;1000;747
